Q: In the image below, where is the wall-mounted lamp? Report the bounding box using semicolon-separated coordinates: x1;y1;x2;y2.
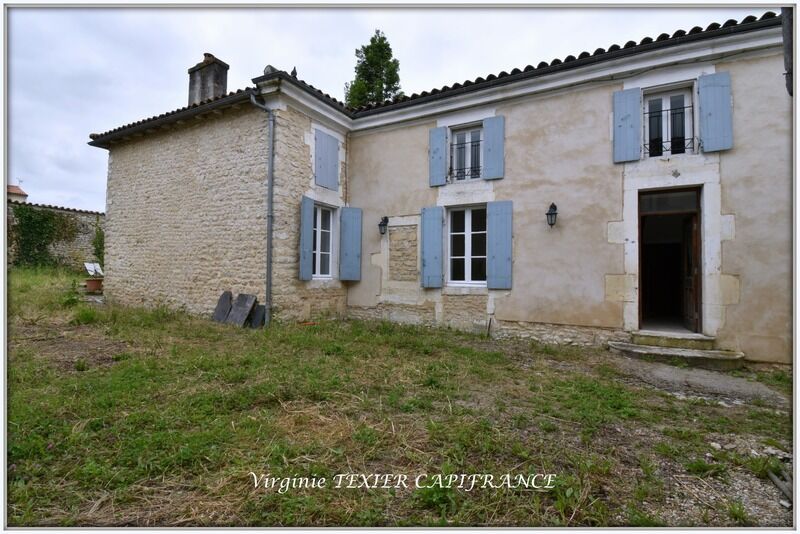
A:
546;203;558;227
378;216;389;235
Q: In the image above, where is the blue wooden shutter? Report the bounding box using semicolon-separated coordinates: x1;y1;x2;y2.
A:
613;88;642;163
487;200;513;289
299;195;314;281
339;207;362;281
429;127;447;187
482;115;505;180
421;206;444;288
699;72;733;152
314;129;339;190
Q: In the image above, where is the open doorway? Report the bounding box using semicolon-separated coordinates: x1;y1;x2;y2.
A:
639;188;701;333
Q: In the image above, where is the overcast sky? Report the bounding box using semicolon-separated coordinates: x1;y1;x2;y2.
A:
8;6;774;212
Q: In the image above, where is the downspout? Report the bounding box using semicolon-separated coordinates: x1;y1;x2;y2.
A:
250;93;275;324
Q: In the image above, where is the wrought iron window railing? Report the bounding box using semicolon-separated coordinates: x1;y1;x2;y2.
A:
643;104;694;157
450;138;482;180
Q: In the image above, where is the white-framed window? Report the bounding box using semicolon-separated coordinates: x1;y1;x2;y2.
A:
449;125;483;180
447;205;487;286
644;87;694;157
312;204;335;278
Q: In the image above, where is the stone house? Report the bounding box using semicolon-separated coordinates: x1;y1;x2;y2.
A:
89;12;792;363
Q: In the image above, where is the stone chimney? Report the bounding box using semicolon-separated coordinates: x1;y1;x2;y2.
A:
188;53;229;106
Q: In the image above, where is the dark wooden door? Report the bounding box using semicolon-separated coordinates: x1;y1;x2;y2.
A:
682;214;700;332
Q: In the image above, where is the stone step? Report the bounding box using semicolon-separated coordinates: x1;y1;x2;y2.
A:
608;341;745;371
632;330;716;350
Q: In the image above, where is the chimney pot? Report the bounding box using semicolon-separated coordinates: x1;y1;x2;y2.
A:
188;52;229;106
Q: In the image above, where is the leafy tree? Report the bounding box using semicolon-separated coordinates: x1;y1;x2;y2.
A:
345;29;404;108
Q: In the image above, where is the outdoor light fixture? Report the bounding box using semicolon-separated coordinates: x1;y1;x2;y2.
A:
378;216;389;235
546;203;558;227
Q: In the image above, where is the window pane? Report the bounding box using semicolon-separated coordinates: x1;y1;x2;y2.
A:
321;208;331;231
312;225;317;252
312;251;318;275
471;130;481;177
471;258;486;281
647;98;663;157
640;190;698;213
471;233;486;257
471;208;486;231
451;210;465;233
455;132;466;178
320;253;330;275
451;258;465;281
451;234;465;257
313;207;318;230
321;230;331;253
670;94;686;154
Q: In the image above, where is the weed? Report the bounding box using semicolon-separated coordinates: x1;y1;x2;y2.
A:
412;485;457;517
539;419;558;432
754;369;792;395
727;500;751;526
353;425;379;446
60;280;80;308
685;459;727;478
743;455;782;479
71;306;99;325
626;506;666;526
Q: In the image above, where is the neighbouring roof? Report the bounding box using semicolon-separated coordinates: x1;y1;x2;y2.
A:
7;199;105;216
89;11;781;148
7;184;27;197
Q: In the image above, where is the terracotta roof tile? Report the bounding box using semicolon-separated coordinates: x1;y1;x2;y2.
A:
8;199;104;216
89;11;781;145
7;185;27;196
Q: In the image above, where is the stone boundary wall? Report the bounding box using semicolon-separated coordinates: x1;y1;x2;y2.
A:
7;200;104;269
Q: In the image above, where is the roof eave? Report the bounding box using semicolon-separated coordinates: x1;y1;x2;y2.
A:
352;15;782;118
88;89;255;149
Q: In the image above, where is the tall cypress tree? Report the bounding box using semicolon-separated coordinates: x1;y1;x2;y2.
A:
345;29;404;108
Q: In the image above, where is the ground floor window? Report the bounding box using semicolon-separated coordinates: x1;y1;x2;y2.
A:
313;204;334;278
448;205;487;285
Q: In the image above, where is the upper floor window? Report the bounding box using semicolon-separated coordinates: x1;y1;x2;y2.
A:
448;205;487;285
450;126;483;180
644;88;694;158
312;204;334;278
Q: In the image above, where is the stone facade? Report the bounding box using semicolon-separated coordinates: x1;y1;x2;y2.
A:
492;320;629;347
104;106;269;315
269;106;348;321
7;201;104;269
388;225;418;281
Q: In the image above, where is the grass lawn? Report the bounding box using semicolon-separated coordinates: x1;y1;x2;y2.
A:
7;267;793;526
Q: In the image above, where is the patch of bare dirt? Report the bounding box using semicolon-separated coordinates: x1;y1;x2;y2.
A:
9;323;133;371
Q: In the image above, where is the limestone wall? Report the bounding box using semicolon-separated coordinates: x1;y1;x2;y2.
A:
269;106;348;321
715;53;793;362
103;106;269;315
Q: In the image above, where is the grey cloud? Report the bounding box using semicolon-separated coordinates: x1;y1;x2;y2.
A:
8;7;770;212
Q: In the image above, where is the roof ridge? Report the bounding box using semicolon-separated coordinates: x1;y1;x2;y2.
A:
351;10;779;115
89;11;780;146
